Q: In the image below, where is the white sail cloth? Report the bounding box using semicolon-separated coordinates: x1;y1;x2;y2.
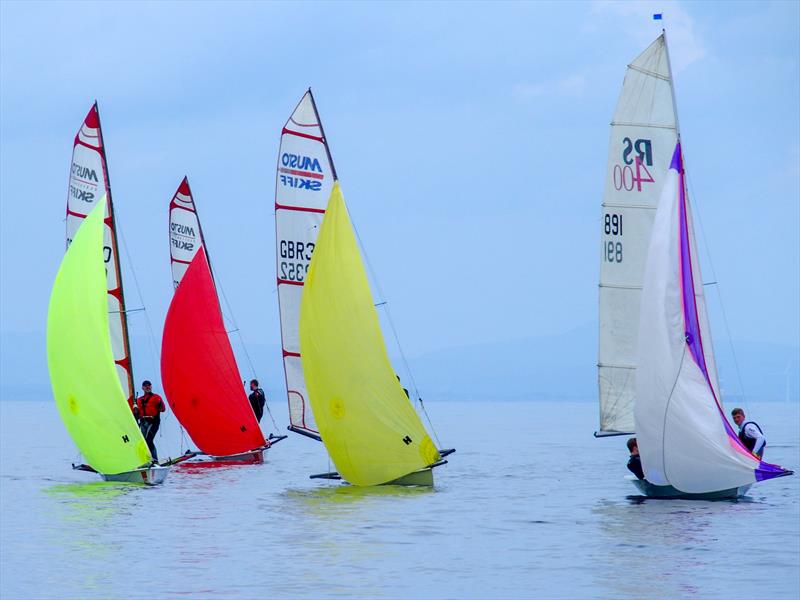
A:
275;91;335;438
635;144;785;493
598;35;679;434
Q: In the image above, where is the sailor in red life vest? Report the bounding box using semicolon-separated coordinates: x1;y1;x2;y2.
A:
134;380;166;462
731;407;767;459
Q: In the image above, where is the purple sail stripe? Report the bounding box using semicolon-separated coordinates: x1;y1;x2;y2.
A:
670;144;683;171
673;142;744;447
676;146;708;380
755;461;793;482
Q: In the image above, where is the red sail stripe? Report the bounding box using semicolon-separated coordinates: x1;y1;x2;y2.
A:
275;203;326;214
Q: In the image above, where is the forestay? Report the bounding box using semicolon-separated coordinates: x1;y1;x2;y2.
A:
635;144;789;492
275;90;335;440
66;103;135;409
168;177;204;288
597;34;679;435
48;202;151;474
299;183;441;486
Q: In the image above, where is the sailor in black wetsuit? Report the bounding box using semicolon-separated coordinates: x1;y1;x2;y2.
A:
626;437;644;480
248;379;266;423
731;408;767;458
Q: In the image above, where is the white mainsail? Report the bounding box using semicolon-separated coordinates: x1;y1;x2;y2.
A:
597;34;679;435
635;143;790;492
168;177;205;288
275;90;336;440
66;103;135;407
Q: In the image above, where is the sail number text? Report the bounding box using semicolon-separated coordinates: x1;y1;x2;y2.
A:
614;137;655;192
603;213;623;263
279;240;315;283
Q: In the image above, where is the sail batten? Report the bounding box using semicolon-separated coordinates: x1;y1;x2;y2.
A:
597;34;679;434
275;90;336;438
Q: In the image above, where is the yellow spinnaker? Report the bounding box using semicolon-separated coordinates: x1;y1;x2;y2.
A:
300;182;440;486
47;201;151;474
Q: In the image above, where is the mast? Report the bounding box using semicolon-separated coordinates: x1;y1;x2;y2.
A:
95;103;136;405
307;89;338;181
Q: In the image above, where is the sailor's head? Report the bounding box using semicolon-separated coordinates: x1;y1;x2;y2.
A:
626;437;639;455
250;379;259;391
731;408;745;426
142;380;152;392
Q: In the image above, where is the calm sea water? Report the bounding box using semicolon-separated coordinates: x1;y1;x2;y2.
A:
1;400;798;599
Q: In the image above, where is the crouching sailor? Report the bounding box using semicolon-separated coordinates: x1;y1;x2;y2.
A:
134;380;166;462
731;408;766;458
626;437;644;480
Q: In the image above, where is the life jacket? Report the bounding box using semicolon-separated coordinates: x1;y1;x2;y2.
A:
738;421;764;452
137;392;165;418
249;388;266;410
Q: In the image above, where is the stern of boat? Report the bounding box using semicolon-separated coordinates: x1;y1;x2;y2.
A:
101;465;170;485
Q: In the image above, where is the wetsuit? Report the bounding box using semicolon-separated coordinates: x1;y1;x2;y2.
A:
136;392;165;461
249;388;266;423
627;454;644;480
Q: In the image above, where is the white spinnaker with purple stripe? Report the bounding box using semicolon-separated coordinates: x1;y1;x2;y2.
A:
598;34;688;435
169;177;205;289
635;143;790;492
275;90;336;439
66;103;135;408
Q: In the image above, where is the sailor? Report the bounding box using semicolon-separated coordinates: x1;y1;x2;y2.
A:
626;437;644;480
731;408;766;458
248;379;266;423
135;380;166;462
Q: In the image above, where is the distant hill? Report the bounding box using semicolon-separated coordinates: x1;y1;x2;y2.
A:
3;326;797;403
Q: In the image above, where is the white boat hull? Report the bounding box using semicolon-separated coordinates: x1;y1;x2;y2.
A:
630;477;751;500
100;465;170;485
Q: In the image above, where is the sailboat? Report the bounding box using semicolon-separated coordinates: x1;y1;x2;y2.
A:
48;103;168;484
597;34;792;498
161;177;284;463
275;90;453;486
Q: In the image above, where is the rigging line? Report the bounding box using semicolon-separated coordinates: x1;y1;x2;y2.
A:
348;219;443;448
116;220;160;384
209;266;280;432
215;281;279;432
684;171;749;408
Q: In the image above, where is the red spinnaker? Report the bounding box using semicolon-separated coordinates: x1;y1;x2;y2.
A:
161;247;264;456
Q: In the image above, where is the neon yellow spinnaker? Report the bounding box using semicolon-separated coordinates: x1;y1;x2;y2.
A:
300;182;440;486
47;201;151;474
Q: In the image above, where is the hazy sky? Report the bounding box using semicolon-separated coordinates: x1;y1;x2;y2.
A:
1;1;798;397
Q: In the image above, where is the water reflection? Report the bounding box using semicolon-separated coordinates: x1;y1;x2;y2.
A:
275;484;434;597
44;482;141;599
591;497;760;597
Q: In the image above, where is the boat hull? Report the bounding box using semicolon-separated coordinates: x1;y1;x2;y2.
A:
630;477;751;500
383;468;434;487
101;465;170;485
208;449;265;464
